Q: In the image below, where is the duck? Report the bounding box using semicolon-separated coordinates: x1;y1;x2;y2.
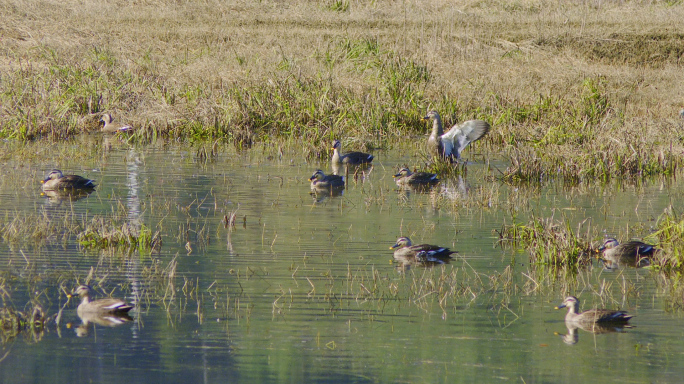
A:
331;140;374;165
393;167;439;187
309;169;345;189
41;169;96;191
99;113;133;133
69;285;134;315
598;238;656;268
423;110;490;160
555;296;633;324
389;237;456;264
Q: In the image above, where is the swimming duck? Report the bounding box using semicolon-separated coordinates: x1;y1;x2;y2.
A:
331;140;374;165
309;169;345;189
555;296;633;324
393;168;439;187
69;285;134;315
99;113;133;133
598;238;656;268
389;237;456;263
423;111;490;160
41;169;95;191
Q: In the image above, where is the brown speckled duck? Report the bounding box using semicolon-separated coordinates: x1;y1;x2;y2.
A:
70;285;133;315
555;296;632;324
100;113;133;133
331;140;373;165
41;169;95;191
390;237;456;264
423;111;490;160
309;169;345;190
598;238;656;268
598;238;656;259
393;168;439;187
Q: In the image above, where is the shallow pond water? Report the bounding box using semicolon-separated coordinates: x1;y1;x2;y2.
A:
0;137;683;383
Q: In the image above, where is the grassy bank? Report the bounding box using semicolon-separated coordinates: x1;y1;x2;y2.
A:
1;0;683;180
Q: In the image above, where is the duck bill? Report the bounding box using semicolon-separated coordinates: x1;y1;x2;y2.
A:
308;177;315;181
422;116;430;120
392;174;401;178
389;243;399;249
597;246;606;252
554;304;566;310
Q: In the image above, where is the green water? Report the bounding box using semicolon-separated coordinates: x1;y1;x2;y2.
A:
0;138;683;383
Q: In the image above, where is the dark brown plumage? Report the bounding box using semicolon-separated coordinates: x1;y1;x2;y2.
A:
393;168;439;187
598;238;656;268
41;169;96;191
308;169;345;189
331;140;373;165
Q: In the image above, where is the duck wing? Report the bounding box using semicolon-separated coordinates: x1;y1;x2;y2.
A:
440;120;490;158
63;175;96;189
92;298;134;313
622;241;656;257
343;151;374;164
410;172;439;184
324;174;345;187
410;244;455;259
584;309;633;323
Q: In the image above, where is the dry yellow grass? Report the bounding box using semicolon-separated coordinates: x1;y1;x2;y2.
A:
1;0;683;178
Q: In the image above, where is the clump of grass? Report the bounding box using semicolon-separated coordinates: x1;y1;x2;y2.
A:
497;214;594;266
326;0;349;12
644;208;684;272
78;220;161;253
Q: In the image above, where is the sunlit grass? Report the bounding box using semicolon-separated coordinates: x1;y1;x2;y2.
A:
1;1;683;181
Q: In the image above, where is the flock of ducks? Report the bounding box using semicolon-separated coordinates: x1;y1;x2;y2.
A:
308;110;490;194
41;110;652;337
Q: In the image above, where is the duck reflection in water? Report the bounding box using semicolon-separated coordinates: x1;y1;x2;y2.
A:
42;188;95;204
554;296;633;345
556;321;633;345
74;311;133;337
68;285;134;337
597;238;656;270
390;237;455;270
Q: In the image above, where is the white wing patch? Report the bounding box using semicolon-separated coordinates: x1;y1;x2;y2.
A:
440;120;490;158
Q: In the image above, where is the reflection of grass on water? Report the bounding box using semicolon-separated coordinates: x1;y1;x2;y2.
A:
0;208;160;253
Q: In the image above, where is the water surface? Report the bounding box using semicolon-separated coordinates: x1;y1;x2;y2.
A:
0;138;683;383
